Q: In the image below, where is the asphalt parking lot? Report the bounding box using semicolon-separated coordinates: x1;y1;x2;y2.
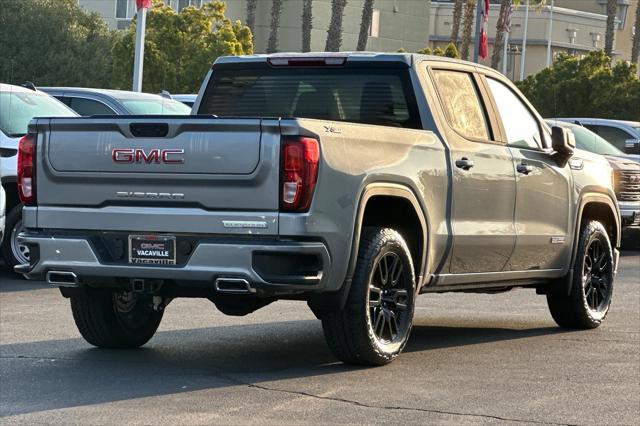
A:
0;252;638;425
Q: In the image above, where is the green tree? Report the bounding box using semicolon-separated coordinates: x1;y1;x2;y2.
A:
444;42;460;58
357;0;375;51
112;0;252;93
325;0;347;51
0;0;115;87
302;0;314;52
267;0;283;53
417;47;433;55
516;50;640;120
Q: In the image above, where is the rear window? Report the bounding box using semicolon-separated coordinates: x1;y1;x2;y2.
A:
198;66;421;129
0;91;76;137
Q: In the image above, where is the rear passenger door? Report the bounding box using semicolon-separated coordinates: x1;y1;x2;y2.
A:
429;67;517;274
483;76;572;271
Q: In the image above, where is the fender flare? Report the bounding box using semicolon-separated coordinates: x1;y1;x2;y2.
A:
308;183;430;314
562;191;620;295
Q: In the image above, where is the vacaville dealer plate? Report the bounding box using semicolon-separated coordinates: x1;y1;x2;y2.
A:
128;235;176;265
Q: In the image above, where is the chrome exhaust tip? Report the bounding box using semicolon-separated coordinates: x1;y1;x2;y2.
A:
214;277;254;294
46;271;79;287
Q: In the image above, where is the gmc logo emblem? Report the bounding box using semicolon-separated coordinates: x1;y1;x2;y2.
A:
112;148;185;164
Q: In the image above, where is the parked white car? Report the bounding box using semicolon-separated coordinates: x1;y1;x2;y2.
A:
0;83;77;269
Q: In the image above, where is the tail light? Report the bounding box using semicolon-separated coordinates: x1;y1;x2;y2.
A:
18;133;36;204
280;136;319;212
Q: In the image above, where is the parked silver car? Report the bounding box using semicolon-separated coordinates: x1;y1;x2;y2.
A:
555;118;640;156
40;87;191;116
549;120;640;228
0;83;78;268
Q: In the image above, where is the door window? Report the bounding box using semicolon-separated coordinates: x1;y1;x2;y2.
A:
67;97;115;116
487;78;542;149
587;125;632;151
432;70;490;141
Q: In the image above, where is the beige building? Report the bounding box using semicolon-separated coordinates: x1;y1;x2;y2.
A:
430;0;637;80
78;0;432;53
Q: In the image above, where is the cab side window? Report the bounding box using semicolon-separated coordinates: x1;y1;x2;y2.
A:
486;78;542;149
66;97;115;116
587;125;631;151
432;70;490;141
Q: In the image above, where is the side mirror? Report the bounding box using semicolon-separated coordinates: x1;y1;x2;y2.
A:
551;126;575;167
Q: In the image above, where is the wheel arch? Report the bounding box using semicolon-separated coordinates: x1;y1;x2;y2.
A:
308;182;430;316
350;184;429;283
560;191;621;297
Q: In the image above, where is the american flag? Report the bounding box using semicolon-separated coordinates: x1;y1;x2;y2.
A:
479;0;490;59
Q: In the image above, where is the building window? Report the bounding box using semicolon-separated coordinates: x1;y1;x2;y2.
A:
178;0;189;11
369;9;380;38
116;0;129;19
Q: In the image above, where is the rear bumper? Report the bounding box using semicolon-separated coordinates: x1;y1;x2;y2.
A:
16;232;333;294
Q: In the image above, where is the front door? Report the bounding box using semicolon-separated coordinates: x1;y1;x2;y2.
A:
484;77;572;271
429;68;517;274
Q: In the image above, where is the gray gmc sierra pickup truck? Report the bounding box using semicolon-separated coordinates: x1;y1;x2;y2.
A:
16;53;621;365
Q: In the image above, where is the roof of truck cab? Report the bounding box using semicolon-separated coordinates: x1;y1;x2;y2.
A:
213;52;496;72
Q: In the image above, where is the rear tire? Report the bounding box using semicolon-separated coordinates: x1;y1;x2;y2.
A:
547;220;614;329
321;227;416;366
70;288;163;348
1;204;29;269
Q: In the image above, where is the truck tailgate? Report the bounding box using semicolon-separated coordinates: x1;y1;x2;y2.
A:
33;116;281;235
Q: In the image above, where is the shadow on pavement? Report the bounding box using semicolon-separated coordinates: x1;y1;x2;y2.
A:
0;270;47;293
0;318;574;417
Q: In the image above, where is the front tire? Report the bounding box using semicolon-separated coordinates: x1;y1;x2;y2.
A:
70;289;163;348
547;220;614;329
321;227;416;366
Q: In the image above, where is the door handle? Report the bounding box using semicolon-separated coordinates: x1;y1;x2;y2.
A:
455;157;475;170
516;162;534;175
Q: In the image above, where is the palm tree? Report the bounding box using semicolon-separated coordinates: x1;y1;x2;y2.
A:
604;0;617;58
357;0;375;51
302;0;313;52
266;0;283;54
631;0;639;63
245;0;257;36
325;0;347;52
491;0;511;69
451;0;464;46
459;0;476;60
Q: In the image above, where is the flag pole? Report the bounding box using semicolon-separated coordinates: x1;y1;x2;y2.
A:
519;0;530;80
132;3;148;92
502;31;509;75
546;0;554;67
473;0;483;62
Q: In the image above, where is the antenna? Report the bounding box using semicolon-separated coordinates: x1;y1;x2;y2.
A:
21;81;37;91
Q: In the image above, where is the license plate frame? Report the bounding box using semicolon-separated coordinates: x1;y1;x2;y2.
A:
128;234;176;265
